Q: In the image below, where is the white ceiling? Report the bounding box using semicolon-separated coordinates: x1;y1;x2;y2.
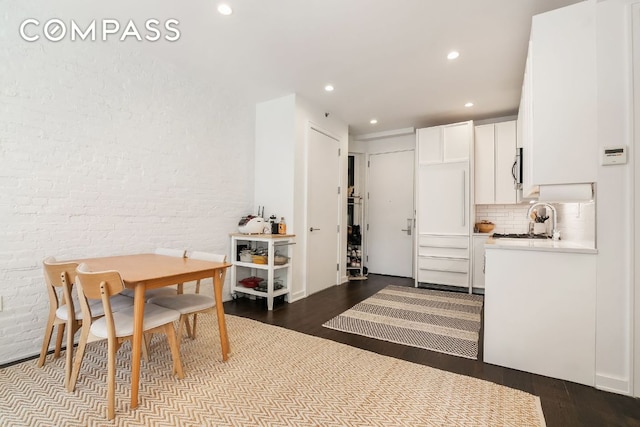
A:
45;0;583;135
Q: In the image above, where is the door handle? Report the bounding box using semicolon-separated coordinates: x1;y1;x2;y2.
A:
400;218;412;236
310;227;320;232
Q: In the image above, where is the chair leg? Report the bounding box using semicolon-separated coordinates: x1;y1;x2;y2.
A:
177;315;188;344
191;314;199;340
68;326;90;392
63;321;77;389
164;323;184;379
37;318;56;368
106;337;117;420
54;322;65;359
184;316;193;339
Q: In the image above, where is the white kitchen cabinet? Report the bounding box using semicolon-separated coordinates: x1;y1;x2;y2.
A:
474;124;495;205
417;235;469;288
416;121;473;290
230;234;294;310
417;126;442;164
474;121;517;205
417;121;472;165
418;163;469;235
495;121;517;204
443;122;472;162
518;47;537;199
471;235;488;289
529;1;597;185
483;247;596;386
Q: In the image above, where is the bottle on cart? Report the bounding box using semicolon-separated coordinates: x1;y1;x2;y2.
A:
270;215;278;234
278;217;286;235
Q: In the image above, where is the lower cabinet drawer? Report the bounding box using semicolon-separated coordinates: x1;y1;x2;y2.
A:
418;257;468;273
417;256;469;288
417;269;469;287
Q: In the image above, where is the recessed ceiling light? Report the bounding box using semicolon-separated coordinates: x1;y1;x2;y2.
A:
370;119;378;125
464;102;474;108
447;51;460;60
217;4;233;15
324;84;334;92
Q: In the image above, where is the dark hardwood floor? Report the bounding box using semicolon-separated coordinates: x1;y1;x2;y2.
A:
224;274;640;427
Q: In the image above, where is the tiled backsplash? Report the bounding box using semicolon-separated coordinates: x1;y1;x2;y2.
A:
475;202;595;243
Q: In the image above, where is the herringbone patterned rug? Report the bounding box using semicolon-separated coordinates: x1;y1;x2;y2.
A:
0;314;544;426
323;286;483;359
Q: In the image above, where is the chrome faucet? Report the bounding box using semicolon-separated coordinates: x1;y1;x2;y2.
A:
527;202;560;240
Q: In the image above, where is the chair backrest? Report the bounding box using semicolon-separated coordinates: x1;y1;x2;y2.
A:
188;252;227;293
155;248;186;258
43;257;79;318
75;263;125;325
189;251;226;263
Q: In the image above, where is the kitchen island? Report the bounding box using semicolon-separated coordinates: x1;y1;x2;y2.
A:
483;240;596;386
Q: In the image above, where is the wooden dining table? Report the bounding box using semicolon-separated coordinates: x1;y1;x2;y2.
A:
73;253;232;408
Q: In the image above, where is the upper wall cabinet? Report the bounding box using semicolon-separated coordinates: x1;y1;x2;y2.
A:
475;121;517;205
418;121;473;164
529;1;597;185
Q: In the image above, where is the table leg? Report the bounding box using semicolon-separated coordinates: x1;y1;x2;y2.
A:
131;283;145;409
214;268;230;360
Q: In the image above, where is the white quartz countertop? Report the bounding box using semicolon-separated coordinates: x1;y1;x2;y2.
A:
484;237;597;254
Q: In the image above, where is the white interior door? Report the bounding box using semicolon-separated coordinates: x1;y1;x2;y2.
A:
367;150;414;277
306;127;340;296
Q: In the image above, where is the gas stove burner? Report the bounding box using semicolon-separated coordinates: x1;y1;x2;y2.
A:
491;233;551;239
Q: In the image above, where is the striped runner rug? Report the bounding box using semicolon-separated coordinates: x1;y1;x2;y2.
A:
323;285;483;359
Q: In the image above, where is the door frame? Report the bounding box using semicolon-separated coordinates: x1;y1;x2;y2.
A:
365;148;416;278
303;121;343;297
632;0;640;398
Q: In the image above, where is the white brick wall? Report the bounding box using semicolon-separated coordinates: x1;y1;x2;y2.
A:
475;202;596;243
0;12;255;364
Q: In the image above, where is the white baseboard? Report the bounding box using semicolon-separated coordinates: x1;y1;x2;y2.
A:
289;290;306;303
595;374;631;396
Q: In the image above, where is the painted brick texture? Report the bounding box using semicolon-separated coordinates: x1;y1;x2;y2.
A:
0;17;255;363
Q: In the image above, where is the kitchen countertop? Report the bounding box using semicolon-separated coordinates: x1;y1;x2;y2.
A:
484;237;597;254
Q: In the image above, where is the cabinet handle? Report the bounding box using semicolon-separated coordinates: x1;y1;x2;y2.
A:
461;170;466;226
310;227;320;232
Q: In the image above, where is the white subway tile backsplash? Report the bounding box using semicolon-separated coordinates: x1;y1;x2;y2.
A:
475;202;595;242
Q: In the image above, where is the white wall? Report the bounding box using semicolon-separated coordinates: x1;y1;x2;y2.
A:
594;0;636;395
255;94;348;299
0;6;255;364
294;96;349;291
254;95;296;224
350;131;415;154
633;0;640;398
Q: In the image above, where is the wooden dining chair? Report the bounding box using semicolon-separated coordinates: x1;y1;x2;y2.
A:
148;251;227;343
70;263;184;420
38;257;134;388
121;248;186;300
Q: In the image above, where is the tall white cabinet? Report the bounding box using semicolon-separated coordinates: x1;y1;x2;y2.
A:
416;121;473;289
